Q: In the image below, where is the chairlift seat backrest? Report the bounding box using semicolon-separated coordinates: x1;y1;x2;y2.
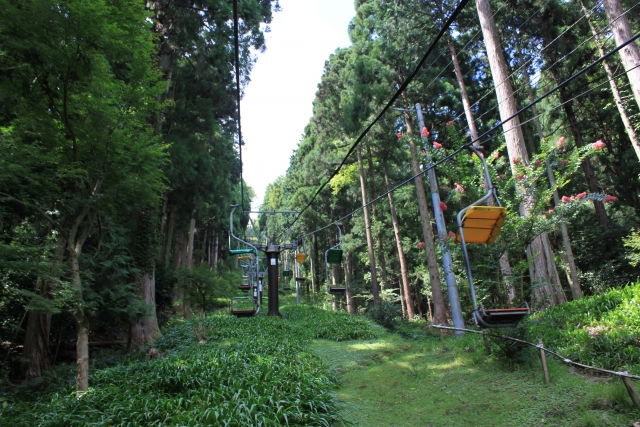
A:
229;249;255;255
455;206;507;245
326;249;343;264
237;255;252;261
281;270;292;277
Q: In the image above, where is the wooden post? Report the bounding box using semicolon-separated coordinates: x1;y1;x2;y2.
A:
482;330;491;355
440;328;446;351
620;368;640;409
538;339;550;384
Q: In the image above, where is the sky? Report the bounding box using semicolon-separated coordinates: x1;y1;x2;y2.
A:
241;0;355;211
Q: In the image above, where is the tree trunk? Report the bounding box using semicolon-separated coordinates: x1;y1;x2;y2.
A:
357;145;380;307
172;231;185;313
64;206;98;394
476;0;566;308
365;145;389;290
582;1;640;160
163;207;175;266
400;91;447;325
129;271;161;352
184;211;196;318
23;235;65;379
603;0;640;111
383;159;415;319
524;68;582;300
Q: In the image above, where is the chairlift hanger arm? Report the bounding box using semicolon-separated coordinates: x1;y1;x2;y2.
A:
229;205;259;255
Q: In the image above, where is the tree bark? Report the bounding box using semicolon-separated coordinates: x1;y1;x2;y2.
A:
172;231;185;313
184;210;196;318
357;145;380;307
23;235;66;379
365;145;389;290
603;0;640;111
345;252;357;314
129;271;161;352
476;0;566;308
400;90;447;325
383;159;415;319
163;207;175;266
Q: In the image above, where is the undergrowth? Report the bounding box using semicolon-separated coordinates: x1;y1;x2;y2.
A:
527;281;640;373
0;304;379;426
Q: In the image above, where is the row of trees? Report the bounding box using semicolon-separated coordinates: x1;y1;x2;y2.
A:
0;0;276;392
264;0;640;324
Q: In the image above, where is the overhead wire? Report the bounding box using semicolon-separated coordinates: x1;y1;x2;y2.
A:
299;31;640;239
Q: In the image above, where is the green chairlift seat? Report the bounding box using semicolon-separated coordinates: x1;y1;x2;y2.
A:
326;249;343;264
229;249;255;255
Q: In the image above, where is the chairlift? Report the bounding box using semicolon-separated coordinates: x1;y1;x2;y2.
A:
455;147;529;328
229;205;260;317
325;224;346;295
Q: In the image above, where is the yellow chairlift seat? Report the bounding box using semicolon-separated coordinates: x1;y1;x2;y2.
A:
295;253;307;263
455;206;506;245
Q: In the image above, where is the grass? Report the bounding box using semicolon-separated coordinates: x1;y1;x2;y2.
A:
313;324;640;427
2;296;639;426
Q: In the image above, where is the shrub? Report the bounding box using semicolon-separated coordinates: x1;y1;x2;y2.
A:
527;282;640;373
366;301;400;329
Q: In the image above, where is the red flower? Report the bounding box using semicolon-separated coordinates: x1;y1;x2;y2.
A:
512;157;521;165
397;132;403;140
417;241;425;249
593;140;605;150
603;194;617;203
562;195;571;203
548;209;554;214
493;151;500;159
576;192;587;200
449;231;455;237
454;182;464;193
516;173;525;180
446;120;454;127
433;141;443;149
534;159;542;167
421;127;430;138
439;201;447;211
557;136;565;148
497;175;505;180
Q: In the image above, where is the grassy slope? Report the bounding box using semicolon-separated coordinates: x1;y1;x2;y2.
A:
313;328;640;427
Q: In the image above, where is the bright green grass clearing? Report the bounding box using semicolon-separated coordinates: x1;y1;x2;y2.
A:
313;329;640;427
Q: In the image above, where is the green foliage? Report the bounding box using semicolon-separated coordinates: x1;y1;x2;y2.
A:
527;282;640;373
366;300;401;329
0;305;379;426
623;228;640;268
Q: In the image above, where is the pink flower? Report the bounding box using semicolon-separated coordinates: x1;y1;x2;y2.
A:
576;192;587;200
562;195;571;203
446;120;454;127
497;175;505;180
454;182;464;193
603;194;617;203
516;173;525;180
417;241;425;249
543;215;547;219
557;136;565;148
397;132;403;140
433;141;443;149
421;127;430;138
439;201;447;211
493;151;500;159
593;140;605;150
512;157;521;165
449;231;455;237
548;209;554;214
